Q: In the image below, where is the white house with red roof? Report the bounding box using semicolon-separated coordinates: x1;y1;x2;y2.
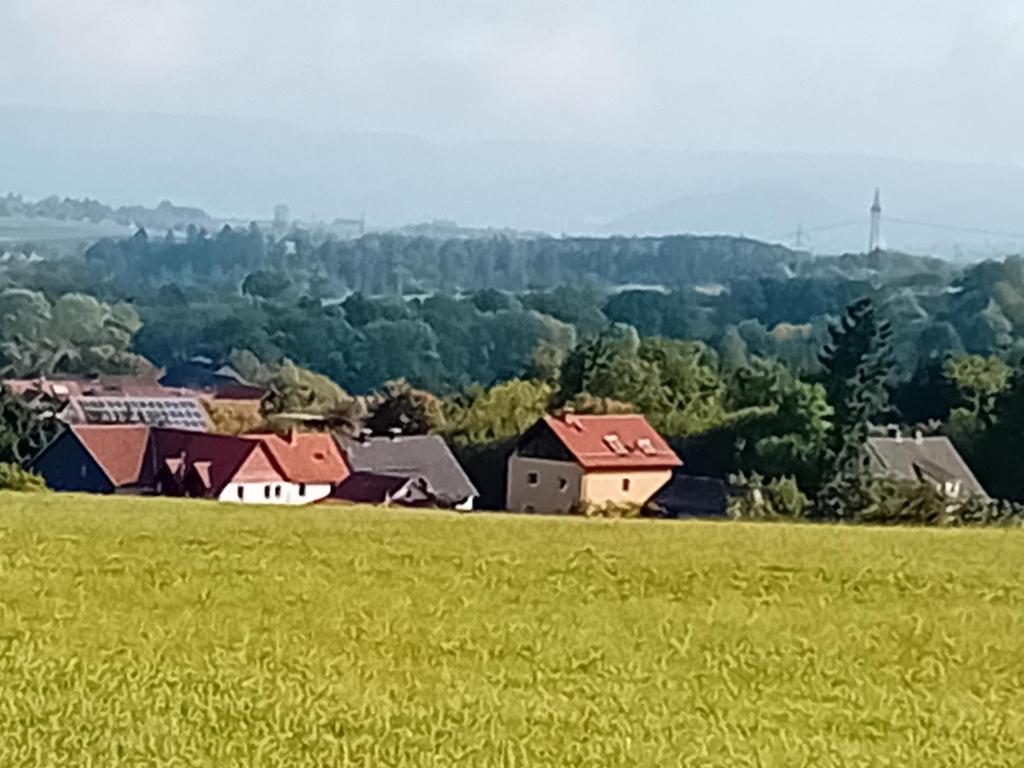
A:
507;413;682;514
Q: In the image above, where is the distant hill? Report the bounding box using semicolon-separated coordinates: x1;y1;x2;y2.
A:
6;104;1024;256
604;183;846;241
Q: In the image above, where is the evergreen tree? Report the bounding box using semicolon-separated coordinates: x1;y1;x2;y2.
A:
817;298;893;517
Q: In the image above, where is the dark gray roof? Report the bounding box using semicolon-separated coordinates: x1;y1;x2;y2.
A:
330;472;436;506
866;436;988;499
650;473;729;518
337;435;478;503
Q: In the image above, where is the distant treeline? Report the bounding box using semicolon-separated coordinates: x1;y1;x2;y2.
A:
82;225;818;297
0;194;216;231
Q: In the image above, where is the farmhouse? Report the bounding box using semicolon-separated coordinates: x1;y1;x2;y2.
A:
337;434;478;510
31;426;349;505
4;374;210;430
507;414;681;514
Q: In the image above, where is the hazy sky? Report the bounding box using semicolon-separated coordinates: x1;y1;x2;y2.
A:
3;0;1024;163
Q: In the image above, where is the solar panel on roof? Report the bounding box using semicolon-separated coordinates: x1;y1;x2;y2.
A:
74;397;208;430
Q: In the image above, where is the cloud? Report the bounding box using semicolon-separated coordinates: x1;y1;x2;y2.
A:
8;0;197;77
1;0;1023;163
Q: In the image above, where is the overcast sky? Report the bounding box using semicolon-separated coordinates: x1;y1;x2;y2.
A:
3;0;1023;164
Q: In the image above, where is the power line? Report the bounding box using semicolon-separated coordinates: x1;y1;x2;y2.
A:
886;217;1024;241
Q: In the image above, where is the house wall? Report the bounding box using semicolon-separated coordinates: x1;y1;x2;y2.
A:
219;482;331;506
219;449;330;505
580;469;673;508
30;434;115;493
506;456;583;513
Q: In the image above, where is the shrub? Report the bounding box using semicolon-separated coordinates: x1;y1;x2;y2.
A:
576;501;645;519
728;474;809;520
0;463;48;493
849;478;1021;528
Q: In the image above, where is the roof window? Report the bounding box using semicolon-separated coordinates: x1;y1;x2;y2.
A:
636;438;657;456
603;434;628;455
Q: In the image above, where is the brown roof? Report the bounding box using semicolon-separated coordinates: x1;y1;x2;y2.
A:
243;432;350;485
70;425;151;487
146;428;271;495
540;414;681;471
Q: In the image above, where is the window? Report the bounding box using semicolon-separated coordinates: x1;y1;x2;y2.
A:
274;486;282;499
622;478;631;492
527;472;539;486
299;483;306;497
558;477;569;492
264;485;271;499
237;486;245;501
603;434;628;455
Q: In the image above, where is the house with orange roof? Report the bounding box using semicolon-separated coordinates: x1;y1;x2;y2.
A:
507;413;682;514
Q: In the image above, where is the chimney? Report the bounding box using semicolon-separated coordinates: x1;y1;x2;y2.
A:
914;430;923;445
891;425;903;443
288;427;298;447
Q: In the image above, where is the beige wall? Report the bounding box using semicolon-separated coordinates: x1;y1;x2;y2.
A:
507;456;582;513
580;469;672;508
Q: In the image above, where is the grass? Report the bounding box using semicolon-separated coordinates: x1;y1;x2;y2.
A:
1;492;1023;766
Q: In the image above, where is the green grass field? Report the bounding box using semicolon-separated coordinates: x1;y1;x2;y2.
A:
1;492;1023;766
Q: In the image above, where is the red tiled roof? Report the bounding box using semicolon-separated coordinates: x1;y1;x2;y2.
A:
540;414;682;471
243;432;350;485
71;425;151;487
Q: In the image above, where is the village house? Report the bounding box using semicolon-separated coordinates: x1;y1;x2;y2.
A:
866;431;988;500
336;433;478;510
4;375;210;430
30;426;349;505
507;414;682;514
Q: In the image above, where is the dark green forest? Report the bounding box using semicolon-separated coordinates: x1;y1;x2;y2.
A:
6;223;1024;511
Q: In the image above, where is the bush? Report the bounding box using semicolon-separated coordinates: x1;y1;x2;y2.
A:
728;474;809;520
848;478;1021;528
0;463;48;493
576;501;645;519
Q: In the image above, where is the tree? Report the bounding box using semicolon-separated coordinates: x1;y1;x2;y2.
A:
444;379;553;445
556;328;728;436
556;325;658;410
0;386;60;467
817;297;893;517
970;372;1024;500
262;360;350;416
365;379;446;436
945;354;1011;430
242;270;293;301
0;289;147;377
726;357;832;491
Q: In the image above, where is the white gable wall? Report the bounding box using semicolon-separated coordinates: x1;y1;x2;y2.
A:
218;482;332;506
